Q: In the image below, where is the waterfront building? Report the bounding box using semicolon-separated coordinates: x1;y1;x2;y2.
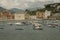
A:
44;10;51;19
30;15;36;20
0;10;14;21
36;10;45;19
14;12;25;20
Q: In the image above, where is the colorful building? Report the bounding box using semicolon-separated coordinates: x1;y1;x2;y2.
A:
36;11;45;19
0;10;14;20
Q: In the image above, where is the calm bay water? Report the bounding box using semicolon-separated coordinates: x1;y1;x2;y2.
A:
0;20;60;40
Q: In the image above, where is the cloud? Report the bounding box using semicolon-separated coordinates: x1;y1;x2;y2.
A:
53;0;60;3
0;0;60;9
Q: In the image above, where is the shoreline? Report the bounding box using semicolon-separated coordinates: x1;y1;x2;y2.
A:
0;19;60;22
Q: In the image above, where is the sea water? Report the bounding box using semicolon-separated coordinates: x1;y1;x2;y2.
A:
0;20;60;40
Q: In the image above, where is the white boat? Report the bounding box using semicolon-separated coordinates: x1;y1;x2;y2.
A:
13;22;23;25
47;23;58;28
33;23;43;30
7;22;23;25
33;22;41;26
14;23;22;25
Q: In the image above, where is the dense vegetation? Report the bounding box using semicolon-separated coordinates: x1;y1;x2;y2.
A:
25;9;45;15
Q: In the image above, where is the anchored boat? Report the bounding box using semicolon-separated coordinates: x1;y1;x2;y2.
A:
32;22;43;30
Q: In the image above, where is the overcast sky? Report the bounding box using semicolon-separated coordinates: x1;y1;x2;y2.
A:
0;0;60;9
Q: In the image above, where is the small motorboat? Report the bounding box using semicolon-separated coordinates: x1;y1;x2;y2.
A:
7;22;22;25
47;23;58;28
33;23;43;30
21;21;31;25
14;23;22;25
33;26;43;30
53;23;58;26
13;22;23;26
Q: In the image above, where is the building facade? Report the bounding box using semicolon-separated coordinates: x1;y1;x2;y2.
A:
36;11;45;19
30;15;36;20
14;12;25;20
0;10;14;21
44;10;51;19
